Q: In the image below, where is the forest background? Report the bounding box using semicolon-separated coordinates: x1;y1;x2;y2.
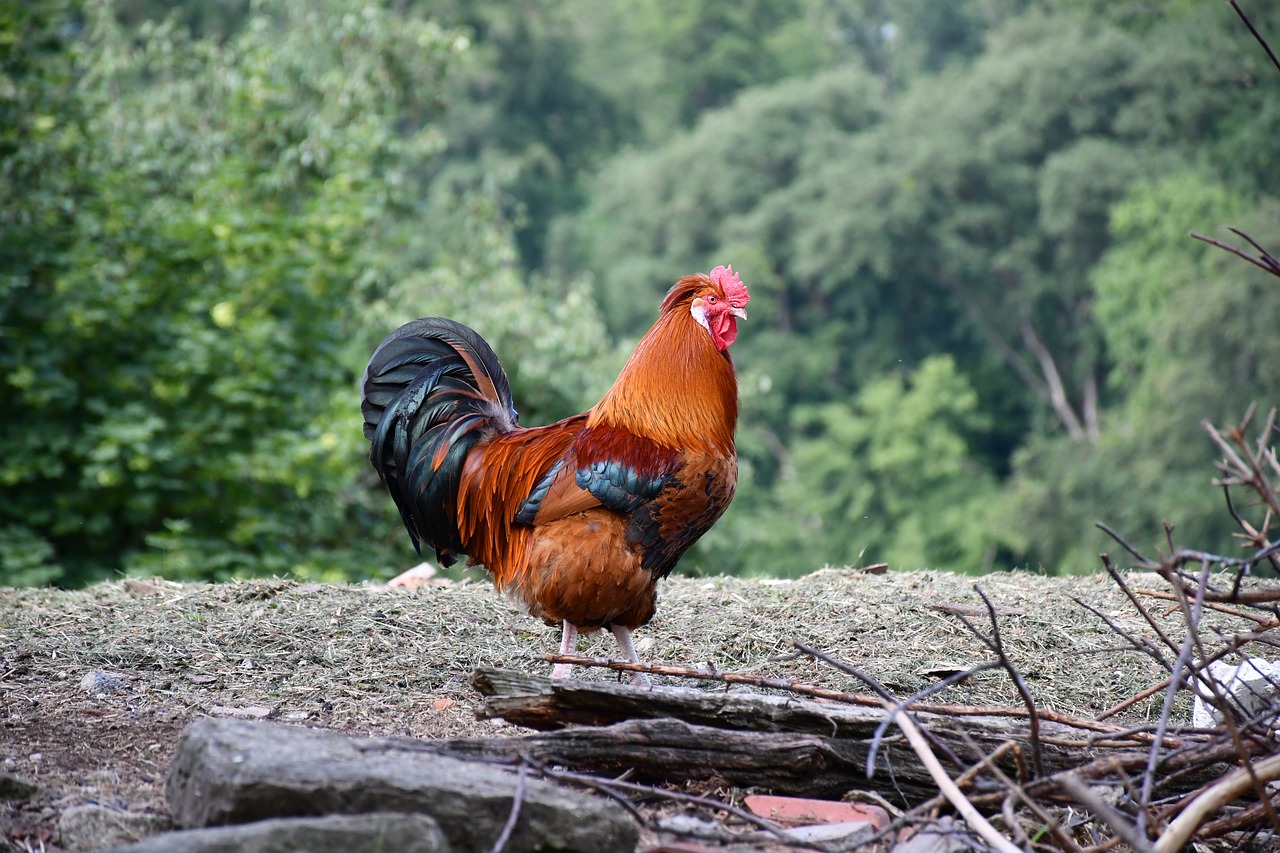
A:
3;0;1279;588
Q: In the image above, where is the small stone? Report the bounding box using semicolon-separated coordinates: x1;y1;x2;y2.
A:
123;578;165;596
58;804;169;852
208;704;273;720
83;769;122;786
0;770;42;802
80;670;127;695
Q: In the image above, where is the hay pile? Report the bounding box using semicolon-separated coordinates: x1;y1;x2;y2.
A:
2;567;1200;844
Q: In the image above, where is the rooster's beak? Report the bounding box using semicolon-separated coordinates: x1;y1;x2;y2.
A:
730;307;747;321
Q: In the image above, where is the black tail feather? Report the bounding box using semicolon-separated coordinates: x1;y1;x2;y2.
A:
361;318;517;565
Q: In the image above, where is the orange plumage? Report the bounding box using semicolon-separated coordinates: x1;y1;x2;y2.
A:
361;268;749;681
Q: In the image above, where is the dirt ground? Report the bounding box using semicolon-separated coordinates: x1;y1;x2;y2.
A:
0;568;1203;851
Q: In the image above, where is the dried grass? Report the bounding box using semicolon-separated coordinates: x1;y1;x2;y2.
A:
0;566;1255;850
3;568;1234;739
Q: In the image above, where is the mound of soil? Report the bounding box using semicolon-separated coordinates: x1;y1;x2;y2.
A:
1;569;1185;850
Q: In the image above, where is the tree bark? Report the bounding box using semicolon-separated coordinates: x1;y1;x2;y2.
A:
452;668;1215;803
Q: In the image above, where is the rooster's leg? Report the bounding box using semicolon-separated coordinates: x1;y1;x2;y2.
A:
610;625;652;688
551;620;578;679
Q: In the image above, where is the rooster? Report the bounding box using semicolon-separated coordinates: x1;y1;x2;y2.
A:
361;266;749;684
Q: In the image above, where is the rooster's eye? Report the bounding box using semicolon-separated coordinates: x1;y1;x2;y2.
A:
707;295;717;303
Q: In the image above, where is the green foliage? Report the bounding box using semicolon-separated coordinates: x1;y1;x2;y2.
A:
1;0;463;585
774;356;1001;574
363;192;617;427
1092;174;1245;386
400;1;637;272
5;0;1280;586
1001;179;1280;571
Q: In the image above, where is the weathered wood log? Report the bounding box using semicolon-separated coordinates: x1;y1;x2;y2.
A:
459;668;1218;804
472;666;1128;750
387;717;889;799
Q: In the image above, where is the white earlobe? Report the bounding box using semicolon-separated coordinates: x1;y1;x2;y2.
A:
690;299;710;332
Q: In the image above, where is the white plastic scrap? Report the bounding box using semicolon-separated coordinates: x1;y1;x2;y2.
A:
1190;658;1280;734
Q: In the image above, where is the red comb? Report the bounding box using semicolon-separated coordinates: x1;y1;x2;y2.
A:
709;265;749;304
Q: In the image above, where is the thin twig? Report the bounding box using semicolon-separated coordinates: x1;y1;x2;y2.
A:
1096;522;1154;563
792;642;969;774
1095;677;1171;721
544;653;884;704
1191;231;1280;277
1196;791;1280;840
545;654;1145;737
488;760;527;853
1134;588;1278;626
1137;558;1212;835
1153;752;1280;852
959;585;1044;777
1001;792;1034;851
1071;593;1171;672
1104;561;1184;661
957;729;1084;853
888;702;1022;853
864;663;1006;776
1228;0;1280;77
1059;774;1155;853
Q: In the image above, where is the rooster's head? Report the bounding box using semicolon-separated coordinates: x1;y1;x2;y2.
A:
662;265;749;352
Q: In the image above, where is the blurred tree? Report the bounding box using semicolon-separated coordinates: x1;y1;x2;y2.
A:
112;0;251;37
1000;176;1280;571
700;356;1001;576
786;355;1000;573
1;0;462;585
0;0;88;584
404;1;635;271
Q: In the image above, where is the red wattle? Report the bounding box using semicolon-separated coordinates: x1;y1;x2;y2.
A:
712;315;738;350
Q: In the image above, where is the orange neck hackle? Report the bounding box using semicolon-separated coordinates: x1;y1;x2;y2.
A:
589;274;740;456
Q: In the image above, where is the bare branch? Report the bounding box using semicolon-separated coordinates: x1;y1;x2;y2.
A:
1058;774;1155;853
883;693;1022;853
1228;0;1280;78
1154;752;1280;852
946;585;1044;778
1137;558;1212;835
545;653;1149;737
1021;319;1087;440
487;760;527;853
1096;524;1154;564
1191;230;1280;277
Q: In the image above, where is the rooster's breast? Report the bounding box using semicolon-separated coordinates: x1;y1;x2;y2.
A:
515;511;658;631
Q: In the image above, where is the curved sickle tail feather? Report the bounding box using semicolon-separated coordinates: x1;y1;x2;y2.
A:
360;318;517;566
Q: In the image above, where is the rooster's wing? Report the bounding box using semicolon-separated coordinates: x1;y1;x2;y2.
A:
513;424;735;579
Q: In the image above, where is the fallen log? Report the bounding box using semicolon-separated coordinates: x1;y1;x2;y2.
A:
392;716;885;799
455;668;1221;804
